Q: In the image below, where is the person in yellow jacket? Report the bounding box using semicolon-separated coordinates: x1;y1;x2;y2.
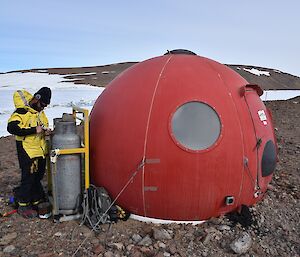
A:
7;87;51;218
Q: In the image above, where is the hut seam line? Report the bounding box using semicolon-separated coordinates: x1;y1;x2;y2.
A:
141;55;172;216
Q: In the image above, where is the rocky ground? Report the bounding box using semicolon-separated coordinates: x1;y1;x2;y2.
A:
0;97;299;257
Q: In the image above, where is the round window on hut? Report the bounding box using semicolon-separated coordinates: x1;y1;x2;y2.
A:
171;101;221;151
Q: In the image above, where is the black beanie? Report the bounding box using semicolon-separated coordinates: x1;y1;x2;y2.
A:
34;87;52;104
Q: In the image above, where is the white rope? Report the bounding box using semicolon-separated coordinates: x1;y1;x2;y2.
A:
244;158;261;198
141;56;172;216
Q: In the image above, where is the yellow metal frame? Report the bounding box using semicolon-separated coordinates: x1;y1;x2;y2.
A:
51;106;90;189
74;105;90;190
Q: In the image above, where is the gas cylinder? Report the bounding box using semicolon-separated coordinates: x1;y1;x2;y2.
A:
52;119;81;214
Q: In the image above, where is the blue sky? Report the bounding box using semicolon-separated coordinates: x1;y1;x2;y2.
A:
1;1;299;76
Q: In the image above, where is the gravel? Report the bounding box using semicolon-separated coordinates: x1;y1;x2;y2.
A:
0;98;299;256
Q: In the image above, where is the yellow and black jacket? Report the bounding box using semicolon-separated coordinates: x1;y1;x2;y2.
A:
7;90;49;159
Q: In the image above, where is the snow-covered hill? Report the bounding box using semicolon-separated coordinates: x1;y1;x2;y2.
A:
0;72;104;136
1;63;300;137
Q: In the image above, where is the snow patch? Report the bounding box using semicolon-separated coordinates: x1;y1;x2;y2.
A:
101;71;116;74
243;68;270;77
0;72;99;91
260;90;300;101
0;72;104;137
61;78;85;81
63;72;97;76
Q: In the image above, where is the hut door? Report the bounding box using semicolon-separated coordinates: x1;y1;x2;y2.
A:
243;84;267;192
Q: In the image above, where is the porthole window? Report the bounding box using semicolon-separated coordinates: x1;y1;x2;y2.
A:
171;101;221;151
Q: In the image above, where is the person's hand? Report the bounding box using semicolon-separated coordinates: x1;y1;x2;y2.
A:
36;125;43;134
44;128;52;136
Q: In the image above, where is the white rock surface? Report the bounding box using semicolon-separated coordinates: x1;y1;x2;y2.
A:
230;232;252;254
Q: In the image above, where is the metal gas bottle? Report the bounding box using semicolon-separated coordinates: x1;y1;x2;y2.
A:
52;120;81;214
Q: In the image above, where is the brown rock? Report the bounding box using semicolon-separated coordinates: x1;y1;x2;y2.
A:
168;242;177;254
104;251;114;257
131;248;144;257
141;224;154;237
91;238;100;245
140;246;156;257
38;253;55;257
0;232;17;245
93;243;105;255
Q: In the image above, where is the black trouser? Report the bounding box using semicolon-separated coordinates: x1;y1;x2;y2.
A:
15;141;46;205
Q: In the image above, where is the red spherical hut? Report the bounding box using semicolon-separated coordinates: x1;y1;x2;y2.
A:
90;50;277;221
